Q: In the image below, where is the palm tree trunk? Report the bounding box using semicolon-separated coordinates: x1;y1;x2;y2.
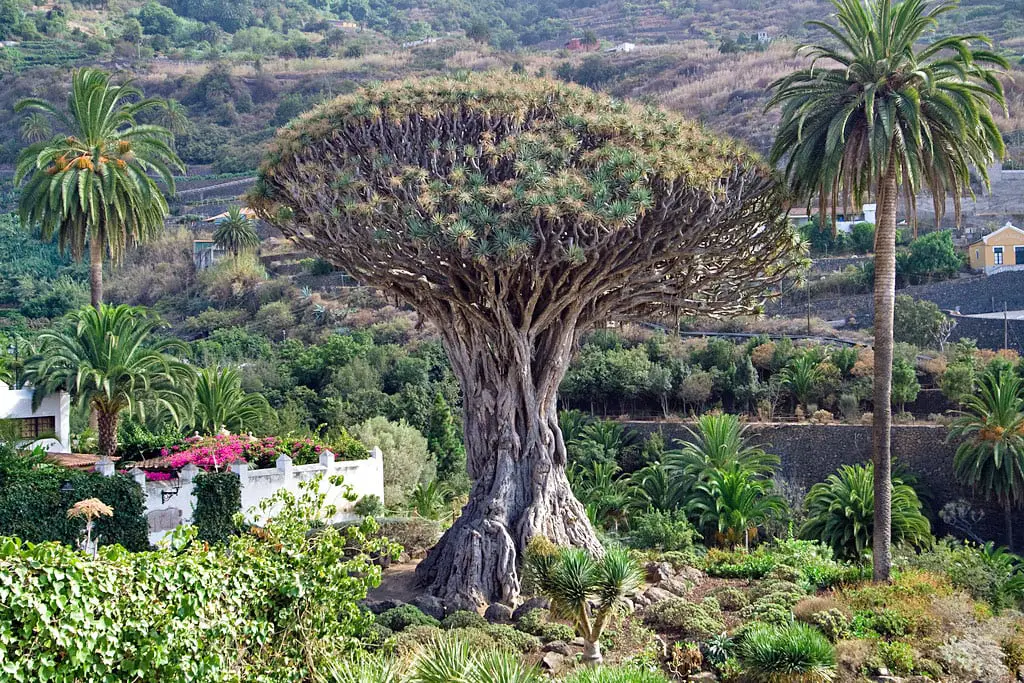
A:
97;410;119;459
871;163;898;583
1005;499;1014;550
89;236;103;309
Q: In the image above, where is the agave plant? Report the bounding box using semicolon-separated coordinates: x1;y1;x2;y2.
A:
800;462;931;561
738;623;836;683
526;545;643;666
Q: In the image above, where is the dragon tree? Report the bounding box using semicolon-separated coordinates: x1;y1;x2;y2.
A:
251;74;801;608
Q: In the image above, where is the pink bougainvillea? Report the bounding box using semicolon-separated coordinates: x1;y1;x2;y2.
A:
145;471;175;481
153;434;359;473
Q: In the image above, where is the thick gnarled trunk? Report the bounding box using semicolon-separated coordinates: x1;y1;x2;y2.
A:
872;164;898;583
415;319;601;608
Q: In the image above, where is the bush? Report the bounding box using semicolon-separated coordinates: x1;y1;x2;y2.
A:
628;509;699;553
352;417;433;505
643;597;725;639
484;624;540;653
193;472;240;543
704;547;777;579
374;517;441;556
442;610;488;630
561;665;671;683
0;446;148;551
537;621;577;643
708;585;750;611
737;623;836;683
376;604;440;632
354;494;384;517
0;476;395;681
515;608;550;636
873;640;915;676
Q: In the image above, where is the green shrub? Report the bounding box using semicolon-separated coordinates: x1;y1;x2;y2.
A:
537;621;577;643
873;640;915;676
704;547;777;579
375;517;442;555
642;597;725;639
515;608;550;635
0;447;148;551
376;604;440;632
810;609;851;642
484;624;541;653
561;665;671;683
0;475;395;681
627;509;699;552
851;609;909;638
708;585;750;611
906;538;1024;610
193;472;240;543
353;494;384;517
352;417;433;505
442;610;488;630
737;623;836;683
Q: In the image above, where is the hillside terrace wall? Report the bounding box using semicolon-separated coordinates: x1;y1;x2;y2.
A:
624;421;1022;549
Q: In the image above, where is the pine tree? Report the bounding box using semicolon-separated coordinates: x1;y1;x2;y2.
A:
427;392;467;491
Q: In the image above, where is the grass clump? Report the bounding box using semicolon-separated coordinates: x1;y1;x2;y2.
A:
737;622;836;682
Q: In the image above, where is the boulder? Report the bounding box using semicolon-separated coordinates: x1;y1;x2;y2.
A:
512;596;550;622
643;586;676;604
542;641;573;656
411;594;446;621
361;599;402;614
646;562;674;584
661;577;692;596
687;673;717;682
541;651;566;673
484;602;514;624
678;566;706;584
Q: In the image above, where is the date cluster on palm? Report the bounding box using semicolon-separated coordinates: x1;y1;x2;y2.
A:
251;73;802;608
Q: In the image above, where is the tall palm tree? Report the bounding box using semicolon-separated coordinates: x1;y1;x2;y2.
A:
526;545;643;666
23;305;192;458
213;206;261;256
948;369;1024;548
768;0;1007;581
190;366;270;435
668;412;779;484
19;112;51;143
156;98;192;136
15;68;185;309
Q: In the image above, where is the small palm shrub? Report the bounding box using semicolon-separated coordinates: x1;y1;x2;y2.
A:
738;623;837;682
526;544;643;665
800;462;932;560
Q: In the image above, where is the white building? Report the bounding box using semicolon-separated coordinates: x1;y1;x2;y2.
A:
0;383;71;453
605;42;636;53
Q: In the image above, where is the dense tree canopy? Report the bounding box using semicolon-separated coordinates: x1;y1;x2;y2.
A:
253;73;801;607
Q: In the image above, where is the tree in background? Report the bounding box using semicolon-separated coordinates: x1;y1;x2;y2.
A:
190;366;270;435
19;112;51;143
425;392;467;492
213;206;261;256
948;369;1024;547
891;358;920;413
252;74;800;606
769;0;1007;581
23;305;192;458
893;295;951;350
15;68;184;308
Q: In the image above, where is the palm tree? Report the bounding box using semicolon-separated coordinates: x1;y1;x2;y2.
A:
19;112;51;143
801;462;932;560
15;68;184;309
689;465;785;550
781;352;824;412
156;98;192;136
947;369;1024;547
668;413;779;485
190;366;270;435
526;545;643;666
213;206;261;256
768;0;1007;581
23;305;192;458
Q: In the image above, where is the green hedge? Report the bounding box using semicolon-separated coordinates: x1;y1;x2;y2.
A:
194;472;241;543
0;449;148;551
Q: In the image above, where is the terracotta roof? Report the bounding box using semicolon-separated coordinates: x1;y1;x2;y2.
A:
45;453;120;470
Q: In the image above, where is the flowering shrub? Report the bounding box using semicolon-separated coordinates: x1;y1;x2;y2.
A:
163;435;249;470
160;432;370;472
145;471;175;481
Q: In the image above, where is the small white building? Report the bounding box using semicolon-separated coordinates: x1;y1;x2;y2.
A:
0;383;71;453
605;42;636;53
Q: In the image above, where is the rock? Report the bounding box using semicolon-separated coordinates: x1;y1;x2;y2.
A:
541;651;566;673
361;599;402;614
633;592;651;608
512;597;550;622
543;641;573;656
570;637;585;647
687;673;718;682
643;586;676;604
646;561;674;584
411;594;446;621
876;667;891;677
484;602;513;624
661;577;693;596
677;566;706;585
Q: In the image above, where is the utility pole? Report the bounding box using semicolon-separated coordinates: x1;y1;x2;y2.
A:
806;279;812;335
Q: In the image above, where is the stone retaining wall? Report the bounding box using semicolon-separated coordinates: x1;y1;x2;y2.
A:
624;421;1021;548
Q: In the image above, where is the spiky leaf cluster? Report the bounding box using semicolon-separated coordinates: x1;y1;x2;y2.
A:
252;74;801;329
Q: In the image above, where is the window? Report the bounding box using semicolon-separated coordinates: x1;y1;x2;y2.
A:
976;249;980;261
994;246;1004;265
16;416;55;440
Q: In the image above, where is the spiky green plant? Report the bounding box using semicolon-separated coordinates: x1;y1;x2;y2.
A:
190;366;270;435
408;481;449;521
316;652;405;683
560;665;671;683
408;636;542;683
15;68;183;308
800;462;931;560
213;206;261;256
688;464;786;550
526;545;642;666
947;369;1024;547
781;353;824;411
22;304;191;458
669;413;779;484
738;623;836;683
769;0;1007;583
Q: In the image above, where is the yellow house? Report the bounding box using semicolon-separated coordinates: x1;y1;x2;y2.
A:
968;222;1024;273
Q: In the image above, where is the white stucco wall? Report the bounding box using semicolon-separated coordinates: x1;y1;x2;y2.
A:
0;383;71;453
124;447;385;545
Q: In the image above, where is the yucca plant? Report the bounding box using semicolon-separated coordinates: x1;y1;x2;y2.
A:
947;369;1024;547
525;545;643;666
411;636;541;683
15;68;183;308
23;304;192;458
800;462;931;561
738;623;836;682
317;653;405;683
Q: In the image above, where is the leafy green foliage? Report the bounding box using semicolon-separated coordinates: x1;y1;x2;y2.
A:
0;474;397;682
737;623;836;683
893;295;950;350
801;462;932;560
352;416;433;506
189;366;271;435
642;597;725;639
193;472;241;543
627;509;700;553
376;604;440;631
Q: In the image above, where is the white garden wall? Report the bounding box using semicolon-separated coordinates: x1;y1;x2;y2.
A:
97;448;385;545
